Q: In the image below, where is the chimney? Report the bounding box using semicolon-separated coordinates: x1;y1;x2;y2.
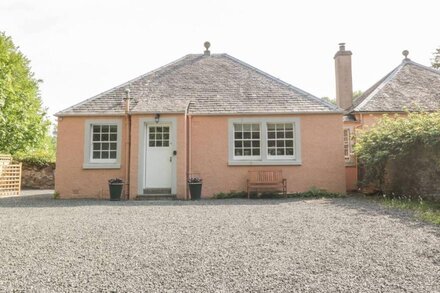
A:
334;43;353;110
204;41;211;56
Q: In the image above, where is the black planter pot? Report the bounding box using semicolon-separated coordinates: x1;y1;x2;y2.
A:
188;183;202;200
109;183;123;201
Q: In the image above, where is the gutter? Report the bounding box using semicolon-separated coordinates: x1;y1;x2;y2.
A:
184;101;194;200
124;89;132;200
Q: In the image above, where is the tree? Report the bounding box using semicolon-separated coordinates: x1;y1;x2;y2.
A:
431;47;440;69
353;90;363;100
321;90;363;105
321;96;336;105
0;32;49;154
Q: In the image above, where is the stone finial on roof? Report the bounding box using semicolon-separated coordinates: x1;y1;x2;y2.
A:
204;41;211;56
402;50;410;61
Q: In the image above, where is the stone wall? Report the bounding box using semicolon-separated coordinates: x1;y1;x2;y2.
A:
21;163;55;189
383;144;440;199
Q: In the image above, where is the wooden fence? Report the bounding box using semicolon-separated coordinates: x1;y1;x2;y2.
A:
0;154;22;196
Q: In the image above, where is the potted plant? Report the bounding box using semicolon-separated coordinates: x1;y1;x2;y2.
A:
108;178;124;201
188;176;202;200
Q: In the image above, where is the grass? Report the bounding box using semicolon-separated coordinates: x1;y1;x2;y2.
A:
378;195;440;225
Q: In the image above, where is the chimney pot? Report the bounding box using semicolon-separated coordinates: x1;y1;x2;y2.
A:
339;43;346;51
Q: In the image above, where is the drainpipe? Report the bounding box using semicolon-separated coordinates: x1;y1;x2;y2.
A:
124;88;132;200
184;101;194;200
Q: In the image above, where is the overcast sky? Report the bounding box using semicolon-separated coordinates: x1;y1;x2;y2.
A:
1;0;439;120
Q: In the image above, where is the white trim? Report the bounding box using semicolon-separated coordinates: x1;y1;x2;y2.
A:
83;119;122;169
138;117;177;195
228;117;301;166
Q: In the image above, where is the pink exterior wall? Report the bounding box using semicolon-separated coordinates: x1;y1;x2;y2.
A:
56;113;346;199
189;114;346;197
55;116;126;199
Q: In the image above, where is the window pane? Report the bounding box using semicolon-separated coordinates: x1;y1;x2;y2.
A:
102;125;109;132
110;125;117;132
235;149;243;156
244;141;251;148
243;132;251;139
277;131;284;138
267;123;275;131
253;149;260;156
156;141;162;147
93;125;100;132
268;148;276;155
109;151;117;159
243;149;252;156
286;131;293;138
93;134;100;141
157;127;162;132
276;124;284;129
234;124;242;131
163;127;169;132
164;133;169;139
252;141;260;147
93;143;100;150
277;140;285;148
277;149;285;156
268;132;275;139
150;127;156;133
102;152;109;159
235;141;242;148
157;134;162;140
163;141;169;147
149;133;155;140
102;134;109;141
149;141;155;147
251;124;259;131
234;132;242;139
286;140;293;147
92;151;100;159
286;148;294;155
252;132;260;139
102;143;109;150
110;143;117;151
285;123;293;130
243;124;251;131
110;134;117;141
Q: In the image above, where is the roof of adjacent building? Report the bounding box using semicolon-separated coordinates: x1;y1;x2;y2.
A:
347;59;440;113
56;53;340;116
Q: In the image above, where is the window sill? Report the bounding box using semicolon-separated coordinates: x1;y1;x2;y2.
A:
83;163;121;169
228;160;302;166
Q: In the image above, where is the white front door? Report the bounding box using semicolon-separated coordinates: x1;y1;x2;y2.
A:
145;124;172;191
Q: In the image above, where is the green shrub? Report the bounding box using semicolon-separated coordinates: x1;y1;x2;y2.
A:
14;148;55;167
213;187;342;199
355;112;440;189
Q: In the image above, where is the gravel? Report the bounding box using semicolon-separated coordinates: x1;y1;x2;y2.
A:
0;193;439;292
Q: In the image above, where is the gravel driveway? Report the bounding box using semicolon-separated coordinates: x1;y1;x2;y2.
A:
0;193;439;292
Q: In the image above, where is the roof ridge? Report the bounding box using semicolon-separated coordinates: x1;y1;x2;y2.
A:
55;54;203;116
405;59;440;75
351;62;405;112
222;54;341;112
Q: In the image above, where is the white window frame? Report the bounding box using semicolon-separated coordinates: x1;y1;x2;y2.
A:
343;126;355;164
232;123;262;161
228;117;301;166
83;119;122;169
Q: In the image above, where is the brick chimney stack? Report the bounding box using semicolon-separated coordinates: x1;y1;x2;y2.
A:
334;43;353;110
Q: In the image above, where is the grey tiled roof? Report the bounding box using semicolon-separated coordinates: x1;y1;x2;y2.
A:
56;54;340;116
347;60;440;113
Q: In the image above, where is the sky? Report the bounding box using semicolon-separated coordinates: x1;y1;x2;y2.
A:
1;0;439;121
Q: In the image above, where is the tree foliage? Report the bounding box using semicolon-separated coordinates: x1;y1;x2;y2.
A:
355;112;440;188
432;47;440;69
0;32;50;154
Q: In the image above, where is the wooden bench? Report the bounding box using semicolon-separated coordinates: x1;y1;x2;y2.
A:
247;170;287;199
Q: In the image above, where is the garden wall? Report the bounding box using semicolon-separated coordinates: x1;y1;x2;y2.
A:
384;144;440;199
21;162;55;189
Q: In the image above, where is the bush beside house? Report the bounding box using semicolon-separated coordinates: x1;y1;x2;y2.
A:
356;112;440;199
